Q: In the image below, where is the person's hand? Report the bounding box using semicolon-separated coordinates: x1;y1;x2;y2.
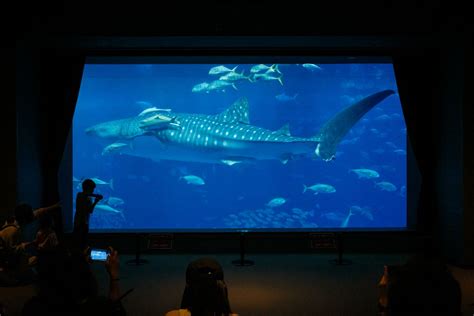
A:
378;265;389;287
378;265;389;309
19;242;29;250
105;247;119;279
84;246;93;264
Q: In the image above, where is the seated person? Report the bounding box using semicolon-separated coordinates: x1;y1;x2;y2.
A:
0;216;20;249
33;213;59;253
0;216;21;286
166;257;237;316
0;212;47;285
7;201;61;251
377;254;462;316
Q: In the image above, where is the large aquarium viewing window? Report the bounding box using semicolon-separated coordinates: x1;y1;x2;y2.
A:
69;56;408;232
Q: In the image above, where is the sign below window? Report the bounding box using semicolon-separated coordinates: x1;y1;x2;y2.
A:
147;234;174;250
309;233;336;249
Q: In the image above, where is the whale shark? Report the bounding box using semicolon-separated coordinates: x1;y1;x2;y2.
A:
85;90;395;165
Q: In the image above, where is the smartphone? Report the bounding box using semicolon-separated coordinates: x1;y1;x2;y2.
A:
90;248;109;261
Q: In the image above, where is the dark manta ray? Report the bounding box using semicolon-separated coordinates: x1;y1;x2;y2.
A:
85;90;395;165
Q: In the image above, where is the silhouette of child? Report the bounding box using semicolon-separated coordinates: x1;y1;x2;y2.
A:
73;179;102;250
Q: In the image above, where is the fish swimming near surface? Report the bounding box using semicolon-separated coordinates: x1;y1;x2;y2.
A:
89;178;114;190
302;183;336;195
301;64;322;72
375;181;397;192
95;204;124;219
349;168;380;179
180;175;205;185
275;93;298;102
95;204;122;214
219;71;253;83
250;64;281;74
252;73;284;85
209;65;238;75
85;90;395;165
192;82;210;93
206;80;238;92
266;197;286;208
106;197;125;207
102;142;128;156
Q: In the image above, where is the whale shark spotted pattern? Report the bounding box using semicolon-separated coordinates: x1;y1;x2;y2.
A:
85;90;395;165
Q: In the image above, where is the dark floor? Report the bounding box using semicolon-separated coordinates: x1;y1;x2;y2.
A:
1;253;473;316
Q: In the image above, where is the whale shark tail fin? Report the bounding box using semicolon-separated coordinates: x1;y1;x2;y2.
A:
314;90;395;161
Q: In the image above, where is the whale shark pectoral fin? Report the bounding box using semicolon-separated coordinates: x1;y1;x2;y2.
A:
280;153;292;164
221;156;256;166
314;90;395;161
221;160;242;166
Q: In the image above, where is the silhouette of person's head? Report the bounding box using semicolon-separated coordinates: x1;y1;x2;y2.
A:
383;254;461;316
182;257;231;316
14;202;34;226
82;179;96;194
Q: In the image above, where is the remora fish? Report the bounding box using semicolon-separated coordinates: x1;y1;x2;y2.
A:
85;112;179;140
85;90;395;165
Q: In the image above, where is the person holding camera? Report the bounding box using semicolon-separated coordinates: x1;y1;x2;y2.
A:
73;179;103;251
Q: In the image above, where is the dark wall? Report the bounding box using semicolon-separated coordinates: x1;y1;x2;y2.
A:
464;39;474;265
13;1;473;262
15;36;43;209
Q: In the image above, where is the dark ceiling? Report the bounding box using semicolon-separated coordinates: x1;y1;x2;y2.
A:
15;0;471;38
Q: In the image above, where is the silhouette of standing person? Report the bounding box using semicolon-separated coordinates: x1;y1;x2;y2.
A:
73;179;102;250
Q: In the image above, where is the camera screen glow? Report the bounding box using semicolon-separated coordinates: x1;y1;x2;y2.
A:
91;250;108;260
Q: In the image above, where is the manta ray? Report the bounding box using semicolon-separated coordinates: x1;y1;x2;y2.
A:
85;90;395;165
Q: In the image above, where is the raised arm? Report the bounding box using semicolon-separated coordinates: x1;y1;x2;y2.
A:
89;196;102;213
105;247;121;301
33;201;62;218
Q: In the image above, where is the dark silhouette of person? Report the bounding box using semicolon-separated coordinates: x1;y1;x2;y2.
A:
377;254;462;316
73;179;102;250
34;213;59;253
10;201;61;247
166;257;235;316
22;246;125;316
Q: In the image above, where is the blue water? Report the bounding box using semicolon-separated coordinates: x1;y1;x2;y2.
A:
72;62;406;231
